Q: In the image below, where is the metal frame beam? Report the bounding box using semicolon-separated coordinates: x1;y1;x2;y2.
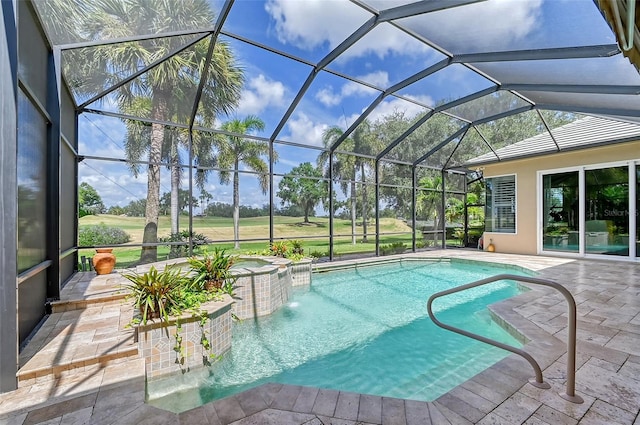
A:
185;0;233;250
535;103;640;118
472;105;533;126
0;0;18;393
471;126;501;162
376;86;498;162
269;15;379;143
455;44;620;63
56;28;215;50
414;125;470;166
536;110;560;151
442;127;470;169
502;83;640;95
378;0;485;23
329;59;449;152
46;41;61;301
77;32;212;110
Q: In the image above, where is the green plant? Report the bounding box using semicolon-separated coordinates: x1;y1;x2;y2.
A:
309;250;324;259
78;223;131;246
187;247;237;292
159;230;209;259
196;312;222;366
380;242;406;255
391;242;406;253
123;265;186;325
286;253;305;262
174;319;185;366
290;239;304;255
270;241;289;257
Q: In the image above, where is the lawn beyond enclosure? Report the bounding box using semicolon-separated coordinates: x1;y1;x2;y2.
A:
78;214;420;268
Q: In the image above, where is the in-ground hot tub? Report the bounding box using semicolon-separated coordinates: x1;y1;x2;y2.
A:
131;255;313;379
135;255;313;320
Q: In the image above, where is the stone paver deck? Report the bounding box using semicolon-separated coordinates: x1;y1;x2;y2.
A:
1;251;639;424
17;273;137;386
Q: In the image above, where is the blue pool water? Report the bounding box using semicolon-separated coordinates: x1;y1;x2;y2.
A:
148;259;529;413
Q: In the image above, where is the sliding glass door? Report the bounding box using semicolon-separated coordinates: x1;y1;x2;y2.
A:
542;172;579;253
585;166;629;256
541;162;637;259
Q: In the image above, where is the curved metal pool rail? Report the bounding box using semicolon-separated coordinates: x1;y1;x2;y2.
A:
427;273;584;404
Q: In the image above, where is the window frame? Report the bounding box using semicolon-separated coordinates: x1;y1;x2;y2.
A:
485;174;517;234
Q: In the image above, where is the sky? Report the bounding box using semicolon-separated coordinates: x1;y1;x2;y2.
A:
75;0;618;211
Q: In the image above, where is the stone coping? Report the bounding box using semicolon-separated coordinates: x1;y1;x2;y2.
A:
132;255;312;276
312;254;535;276
133;295;234;332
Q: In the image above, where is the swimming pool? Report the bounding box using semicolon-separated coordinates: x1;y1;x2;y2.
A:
147;259;529;413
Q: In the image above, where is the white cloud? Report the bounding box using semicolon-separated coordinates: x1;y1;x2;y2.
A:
315;87;342;107
315;71;388;107
404;0;543;52
265;0;430;61
78;114;128;158
340;22;430;61
265;0;543;60
79;162;148;207
368;96;431;122
285;112;328;147
237;74;287;115
265;0;370;51
278;157;307;168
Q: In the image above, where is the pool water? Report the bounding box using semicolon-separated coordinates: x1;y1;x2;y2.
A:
230;259;269;269
148;260;529;413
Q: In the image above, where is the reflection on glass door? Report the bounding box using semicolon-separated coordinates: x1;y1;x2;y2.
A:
542;172;579;253
636;166;639;258
585;166;629;256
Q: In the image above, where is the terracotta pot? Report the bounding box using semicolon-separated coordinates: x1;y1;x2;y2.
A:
487;242;495;252
93;248;116;274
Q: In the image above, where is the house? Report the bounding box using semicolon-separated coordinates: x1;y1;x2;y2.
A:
467;116;640;260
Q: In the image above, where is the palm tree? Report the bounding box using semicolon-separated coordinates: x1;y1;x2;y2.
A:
81;0;243;263
319;128;358;244
217;116;273;249
416;175;444;245
318;121;379;244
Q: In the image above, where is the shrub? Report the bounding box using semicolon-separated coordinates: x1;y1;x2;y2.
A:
290;240;304;255
270;241;289;257
187;247;237;293
309;250;324;259
380;242;406;255
123;266;186;324
79;223;131;246
159;230;209;259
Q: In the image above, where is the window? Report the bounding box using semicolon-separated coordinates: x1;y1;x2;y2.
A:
485;175;515;233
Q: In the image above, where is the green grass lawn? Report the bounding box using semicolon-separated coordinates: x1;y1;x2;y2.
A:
78;214;421;269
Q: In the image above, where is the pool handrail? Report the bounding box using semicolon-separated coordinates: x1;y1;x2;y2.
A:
426;273;584;404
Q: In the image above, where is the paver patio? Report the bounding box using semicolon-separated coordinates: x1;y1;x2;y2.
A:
1;251;638;424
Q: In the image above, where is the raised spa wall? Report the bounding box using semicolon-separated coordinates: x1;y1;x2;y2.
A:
135;256;313;378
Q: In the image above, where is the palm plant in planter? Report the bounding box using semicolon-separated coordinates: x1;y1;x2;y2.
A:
187;247;237;293
123;265;186;325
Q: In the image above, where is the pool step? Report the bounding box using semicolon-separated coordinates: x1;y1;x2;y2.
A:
388;343;496;400
52;271;129;313
49;292;129;313
17;303;138;386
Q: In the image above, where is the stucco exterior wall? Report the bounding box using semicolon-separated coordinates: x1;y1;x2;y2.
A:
482;140;640;255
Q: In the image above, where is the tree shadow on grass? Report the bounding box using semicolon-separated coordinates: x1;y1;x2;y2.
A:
285;221;327;228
